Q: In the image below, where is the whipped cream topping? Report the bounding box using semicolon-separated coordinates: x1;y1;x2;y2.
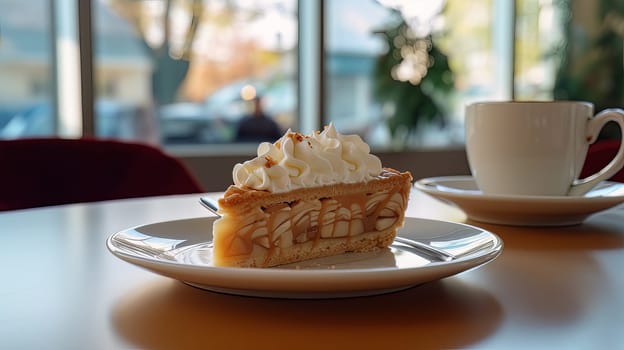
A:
233;124;383;192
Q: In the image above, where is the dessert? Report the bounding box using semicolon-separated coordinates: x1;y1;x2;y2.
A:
212;124;412;267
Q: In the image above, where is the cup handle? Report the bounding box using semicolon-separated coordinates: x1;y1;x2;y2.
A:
568;109;624;196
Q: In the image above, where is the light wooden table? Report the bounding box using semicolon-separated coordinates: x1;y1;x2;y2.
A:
2;190;623;349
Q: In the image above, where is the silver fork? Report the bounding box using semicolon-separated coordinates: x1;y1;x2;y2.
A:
199;196;221;215
392;236;455;262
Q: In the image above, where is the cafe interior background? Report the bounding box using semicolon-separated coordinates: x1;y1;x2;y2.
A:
0;0;621;191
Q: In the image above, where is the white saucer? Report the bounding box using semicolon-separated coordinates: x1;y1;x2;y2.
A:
107;216;502;299
414;176;624;226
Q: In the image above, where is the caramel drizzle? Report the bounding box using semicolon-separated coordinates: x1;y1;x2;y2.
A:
264;155;277;168
222;186;406;261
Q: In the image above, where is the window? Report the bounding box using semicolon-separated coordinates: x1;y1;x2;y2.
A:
94;0;298;145
0;0;54;138
514;0;564;100
324;0;568;149
0;0;617;150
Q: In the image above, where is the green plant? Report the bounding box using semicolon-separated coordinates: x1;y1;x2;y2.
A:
553;0;624;139
373;10;455;147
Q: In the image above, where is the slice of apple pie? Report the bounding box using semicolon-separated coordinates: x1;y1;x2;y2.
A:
212;124;412;267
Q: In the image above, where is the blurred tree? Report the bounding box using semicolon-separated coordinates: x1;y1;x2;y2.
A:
109;0;205;105
105;0;287;104
553;0;624;139
373;10;455;147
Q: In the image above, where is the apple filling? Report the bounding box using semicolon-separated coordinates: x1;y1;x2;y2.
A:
215;188;408;260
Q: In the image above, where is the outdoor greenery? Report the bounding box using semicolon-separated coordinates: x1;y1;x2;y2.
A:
373;10;455;147
553;0;624;138
110;0;203;105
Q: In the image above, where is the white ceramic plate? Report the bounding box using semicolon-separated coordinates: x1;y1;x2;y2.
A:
106;216;502;299
415;176;624;226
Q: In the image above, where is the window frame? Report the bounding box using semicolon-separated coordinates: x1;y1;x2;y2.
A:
58;0;517;153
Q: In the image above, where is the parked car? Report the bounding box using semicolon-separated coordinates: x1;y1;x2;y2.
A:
158;102;234;144
203;78;295;127
0;102;54;138
158;77;296;144
0;100;143;140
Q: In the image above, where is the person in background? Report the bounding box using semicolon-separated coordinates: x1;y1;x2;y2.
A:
234;96;283;143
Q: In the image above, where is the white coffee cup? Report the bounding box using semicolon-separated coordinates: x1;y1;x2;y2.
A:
465;101;624;196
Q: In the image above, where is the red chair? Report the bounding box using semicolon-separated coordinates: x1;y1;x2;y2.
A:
580;139;624;183
0;138;204;211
